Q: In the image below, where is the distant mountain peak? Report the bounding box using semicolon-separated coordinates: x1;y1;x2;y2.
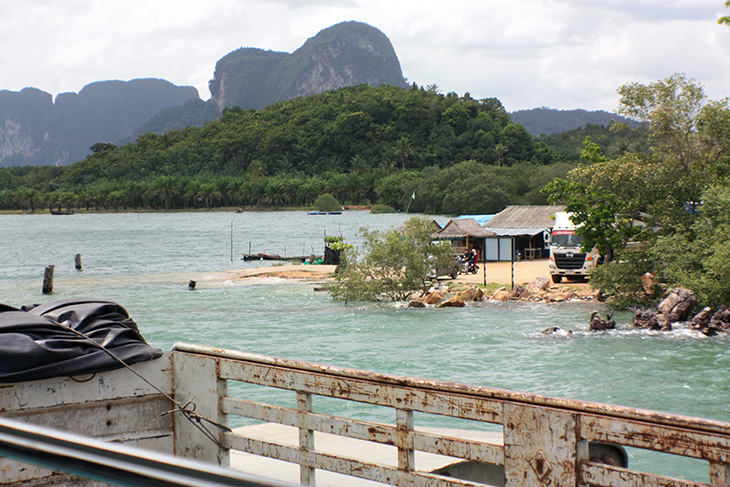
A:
209;21;408;111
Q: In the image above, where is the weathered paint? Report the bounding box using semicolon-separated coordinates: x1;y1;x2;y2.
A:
174;343;730;487
3;344;730;486
0;354;174;485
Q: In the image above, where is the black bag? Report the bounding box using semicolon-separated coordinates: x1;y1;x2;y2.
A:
0;298;162;382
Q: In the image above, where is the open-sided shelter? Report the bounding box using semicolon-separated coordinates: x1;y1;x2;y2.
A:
482;205;565;259
431;218;497;262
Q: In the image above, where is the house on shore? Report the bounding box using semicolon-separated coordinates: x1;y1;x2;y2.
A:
482;205;566;259
431;218;497;261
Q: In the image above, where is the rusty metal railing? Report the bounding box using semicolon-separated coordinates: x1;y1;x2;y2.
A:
172;343;730;486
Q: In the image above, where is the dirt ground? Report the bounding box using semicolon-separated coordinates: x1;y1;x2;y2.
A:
200;258;592;290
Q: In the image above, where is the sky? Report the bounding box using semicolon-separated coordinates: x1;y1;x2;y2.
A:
1;0;730;113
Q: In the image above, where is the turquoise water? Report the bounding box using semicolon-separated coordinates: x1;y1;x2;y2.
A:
2;211;728;481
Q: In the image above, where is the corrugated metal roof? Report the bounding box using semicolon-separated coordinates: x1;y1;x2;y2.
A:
432;218;497;238
482;227;547;237
484;205;565;229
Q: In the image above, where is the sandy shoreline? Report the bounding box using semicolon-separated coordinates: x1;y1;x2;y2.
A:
198;259;591;290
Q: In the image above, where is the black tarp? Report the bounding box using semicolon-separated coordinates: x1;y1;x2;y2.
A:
0;298;163;383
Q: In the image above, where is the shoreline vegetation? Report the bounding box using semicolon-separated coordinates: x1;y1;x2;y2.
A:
199;261;598;303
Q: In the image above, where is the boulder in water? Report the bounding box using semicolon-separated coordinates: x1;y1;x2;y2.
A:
436;295;465;308
589;311;616;331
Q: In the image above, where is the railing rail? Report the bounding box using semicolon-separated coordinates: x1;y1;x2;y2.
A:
172;343;730;487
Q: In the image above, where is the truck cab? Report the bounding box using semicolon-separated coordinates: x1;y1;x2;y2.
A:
548;212;601;283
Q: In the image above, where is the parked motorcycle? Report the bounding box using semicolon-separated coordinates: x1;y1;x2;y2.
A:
459;254;479;274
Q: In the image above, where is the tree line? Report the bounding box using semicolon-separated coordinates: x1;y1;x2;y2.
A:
0;83;584;214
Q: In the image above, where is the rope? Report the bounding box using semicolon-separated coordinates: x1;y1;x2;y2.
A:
59;324;231;448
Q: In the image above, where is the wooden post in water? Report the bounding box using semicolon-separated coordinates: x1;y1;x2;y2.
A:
42;265;54;294
74;253;82;270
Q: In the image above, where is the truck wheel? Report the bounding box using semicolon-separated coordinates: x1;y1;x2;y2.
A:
551;275;562;283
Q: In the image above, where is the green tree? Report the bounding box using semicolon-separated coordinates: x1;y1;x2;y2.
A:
718;1;730;27
616;73;720;232
649;182;730;308
543;138;649;261
327;216;455;302
314;193;341;212
14;186;39;213
546;75;730;308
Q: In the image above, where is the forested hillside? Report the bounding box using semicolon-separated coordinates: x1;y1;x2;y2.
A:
0;21;408;167
0;84;574;215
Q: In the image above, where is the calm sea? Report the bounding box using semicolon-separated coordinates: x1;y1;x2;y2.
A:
2;211;727;480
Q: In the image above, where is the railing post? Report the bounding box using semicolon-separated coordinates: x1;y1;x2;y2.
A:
504;403;578;486
297;391;315;486
710;462;730;486
396;409;415;472
171;352;229;467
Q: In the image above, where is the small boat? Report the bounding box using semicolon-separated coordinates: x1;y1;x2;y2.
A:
49;209;75;215
307;211;342;215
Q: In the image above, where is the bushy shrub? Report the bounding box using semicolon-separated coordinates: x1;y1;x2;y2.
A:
314;193;341;212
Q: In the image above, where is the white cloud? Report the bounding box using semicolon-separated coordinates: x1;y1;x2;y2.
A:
0;0;729;111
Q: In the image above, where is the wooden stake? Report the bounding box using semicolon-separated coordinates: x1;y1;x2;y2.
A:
42;265;54;294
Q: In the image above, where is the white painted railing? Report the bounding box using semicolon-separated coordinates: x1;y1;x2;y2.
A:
172;343;730;487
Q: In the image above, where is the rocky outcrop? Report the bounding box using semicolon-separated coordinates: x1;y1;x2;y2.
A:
632;288;730;335
406;286;484;308
488;277;599;303
455;286;484;302
209;21;408;111
691;306;730;336
0;80;198;166
634;288;696;331
436;295;466;308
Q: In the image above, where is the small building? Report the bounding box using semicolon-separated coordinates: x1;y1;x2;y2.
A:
482;205;566;259
431;218;497;261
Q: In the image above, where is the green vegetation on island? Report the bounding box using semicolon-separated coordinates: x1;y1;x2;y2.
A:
0;84;583;215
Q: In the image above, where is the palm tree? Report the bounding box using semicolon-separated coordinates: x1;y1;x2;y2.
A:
262;178;286;209
14;186;39;213
394;137;413;169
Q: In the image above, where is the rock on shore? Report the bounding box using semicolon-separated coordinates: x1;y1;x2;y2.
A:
634;288;730;335
406;277;599;308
